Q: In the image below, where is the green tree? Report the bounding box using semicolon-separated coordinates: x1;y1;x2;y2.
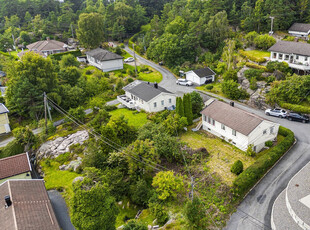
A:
184;197;207;229
190;91;204;117
130;178;152;207
162;113;188;135
12;126;36;148
253;34;276;50
123;220;148;230
59;54;80;68
77;13;105;49
71;181;119;230
231;160;243;175
152;170;184;201
221;80;248;100
176;97;184;117
206;11;229;48
183;94;193;125
19;31;31;44
59;67;81;86
223;69;238;82
67;106;86;123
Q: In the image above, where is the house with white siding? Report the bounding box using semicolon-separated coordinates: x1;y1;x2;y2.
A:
201;99;280;152
288;23;310;38
268;40;310;74
185;67;216;85
85;48;123;72
118;80;176;112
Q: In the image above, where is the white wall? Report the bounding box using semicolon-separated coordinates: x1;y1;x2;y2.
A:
270;51;310;65
288;30;310;37
87;55;123;72
186;71;215;85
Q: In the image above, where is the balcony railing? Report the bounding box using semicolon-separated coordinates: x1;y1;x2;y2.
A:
117;95;136;109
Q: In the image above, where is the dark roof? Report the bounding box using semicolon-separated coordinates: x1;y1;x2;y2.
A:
0;103;9;114
85;48;123;61
27;39;67;52
201;100;267;136
268;41;310;56
0;153;31;180
192;68;216;78
123;80;174;102
288;23;310;33
0;180;61;230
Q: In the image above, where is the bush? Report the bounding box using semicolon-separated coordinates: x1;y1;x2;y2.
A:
250;77;258;90
148;200;169;226
245;62;268;71
266;61;291;74
55;152;71;165
103;105;117;111
233;126;294;197
222;80;249;100
123;220;147;230
266;76;276;84
205;85;213;90
239;50;266;63
265;141;273;147
231;160;243;175
50;50;82;60
246;144;256;156
279;102;310;114
223;69;238;82
244;69;264;80
253;34;276;50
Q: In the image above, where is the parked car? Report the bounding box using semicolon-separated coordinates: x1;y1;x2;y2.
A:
286;112;309;123
159;61;164;65
265;108;287;118
124;57;134;63
176;79;193;86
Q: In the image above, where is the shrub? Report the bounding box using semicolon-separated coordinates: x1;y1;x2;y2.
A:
50;50;82;60
103;105;117;111
239;50;266;63
148;200;169;226
123;220;147;230
245;62;268;71
253;34;276;50
223;69;238;82
55;152;71;165
244;69;264;80
205;85;213;90
250;77;258;90
266;61;291;74
279;102;310;114
266;76;276;84
246;144;256;157
265;141;273;147
233;126;294;197
222;80;249;100
231;160;243;175
0;140;24;158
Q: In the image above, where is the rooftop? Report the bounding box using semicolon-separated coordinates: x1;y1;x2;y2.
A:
0;103;9;114
85;48;123;61
27;39;67;52
288;23;310;33
268;40;310;56
123;80;174;102
191;67;216;78
0;153;31;180
201;100;267;136
0;180;60;230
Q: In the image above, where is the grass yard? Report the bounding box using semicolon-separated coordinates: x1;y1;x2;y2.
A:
109;108;148;128
181;130;256;185
121;50;133;59
243;50;270;58
138;66;163;83
196;82;225;98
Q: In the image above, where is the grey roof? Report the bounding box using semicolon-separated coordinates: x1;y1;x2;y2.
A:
27;39;67;52
0;103;9;114
192;67;216;78
268;41;310;56
85;48;123;61
288;23;310;33
123;80;174;102
201;100;267;136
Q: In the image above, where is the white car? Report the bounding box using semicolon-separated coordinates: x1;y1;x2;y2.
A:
265;108;287;118
124;57;135;63
176;79;193;86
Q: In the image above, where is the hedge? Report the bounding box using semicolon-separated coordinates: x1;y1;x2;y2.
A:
279;102;310;114
245;62;268;71
233;126;294;197
128;31;145;55
0;51;18;60
50;50;82;60
239;50;266;63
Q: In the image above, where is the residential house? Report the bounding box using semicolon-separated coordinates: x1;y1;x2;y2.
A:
0;103;10;134
268;40;310;74
85;48;123;72
20;38;68;57
201;99;279;152
0;153;32;184
288;23;310;38
118;80;176;112
0;179;61;230
185;67;216;85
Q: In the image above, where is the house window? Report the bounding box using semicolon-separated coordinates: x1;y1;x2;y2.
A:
305;57;308;61
203;115;207;122
232;130;236;136
221;124;225;130
208;117;211;124
279;54;283;60
154;102;157;108
285;55;289;60
161;100;164;106
169;98;172;103
273;52;277;59
270;127;274;134
263;129;267;135
212;119;215;126
296;55;299;60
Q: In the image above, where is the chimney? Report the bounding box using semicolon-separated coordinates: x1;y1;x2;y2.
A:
230;101;234;107
5;195;12;207
154;82;158;89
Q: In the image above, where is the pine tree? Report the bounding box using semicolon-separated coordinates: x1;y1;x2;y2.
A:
183;94;193;125
176;97;184;117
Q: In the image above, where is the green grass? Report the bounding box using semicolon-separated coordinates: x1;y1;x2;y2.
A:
243;50;270;58
196;82;225;98
138;66;163;83
109;108;148;128
122;50;133;59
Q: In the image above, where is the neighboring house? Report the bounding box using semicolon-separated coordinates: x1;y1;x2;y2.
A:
201;99;279;152
268;40;310;74
185;67;216;85
0;153;32;184
288;23;310;38
118;80;177;112
0;179;61;230
85;48;123;72
0;103;10;134
18;38;68;57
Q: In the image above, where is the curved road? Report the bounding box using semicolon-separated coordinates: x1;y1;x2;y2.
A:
125;46;310;230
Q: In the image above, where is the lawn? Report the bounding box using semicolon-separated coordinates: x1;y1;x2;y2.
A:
138;66;163;83
109;108;148;128
243;50;270;58
196;82;225;98
121;50;133;59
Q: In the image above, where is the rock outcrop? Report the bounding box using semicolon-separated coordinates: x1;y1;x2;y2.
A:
36;130;89;159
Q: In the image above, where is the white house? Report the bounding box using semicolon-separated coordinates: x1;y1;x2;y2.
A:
268;41;310;74
117;80;177;113
185;67;216;85
288;23;310;38
201;99;280;152
85;48;123;72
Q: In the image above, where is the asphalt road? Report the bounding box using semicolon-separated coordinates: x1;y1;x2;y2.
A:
124;46;310;230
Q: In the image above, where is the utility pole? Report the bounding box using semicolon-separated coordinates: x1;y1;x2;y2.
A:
11;33;16;51
269;16;275;34
132;44;138;77
44;92;48;135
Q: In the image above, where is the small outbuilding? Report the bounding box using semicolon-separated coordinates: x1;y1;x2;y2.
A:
288;23;310;38
185;67;216;85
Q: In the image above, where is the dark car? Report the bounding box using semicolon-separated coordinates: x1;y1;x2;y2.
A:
286;112;309;123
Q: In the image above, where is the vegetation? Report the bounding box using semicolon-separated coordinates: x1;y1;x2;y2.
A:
231;160;244;175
